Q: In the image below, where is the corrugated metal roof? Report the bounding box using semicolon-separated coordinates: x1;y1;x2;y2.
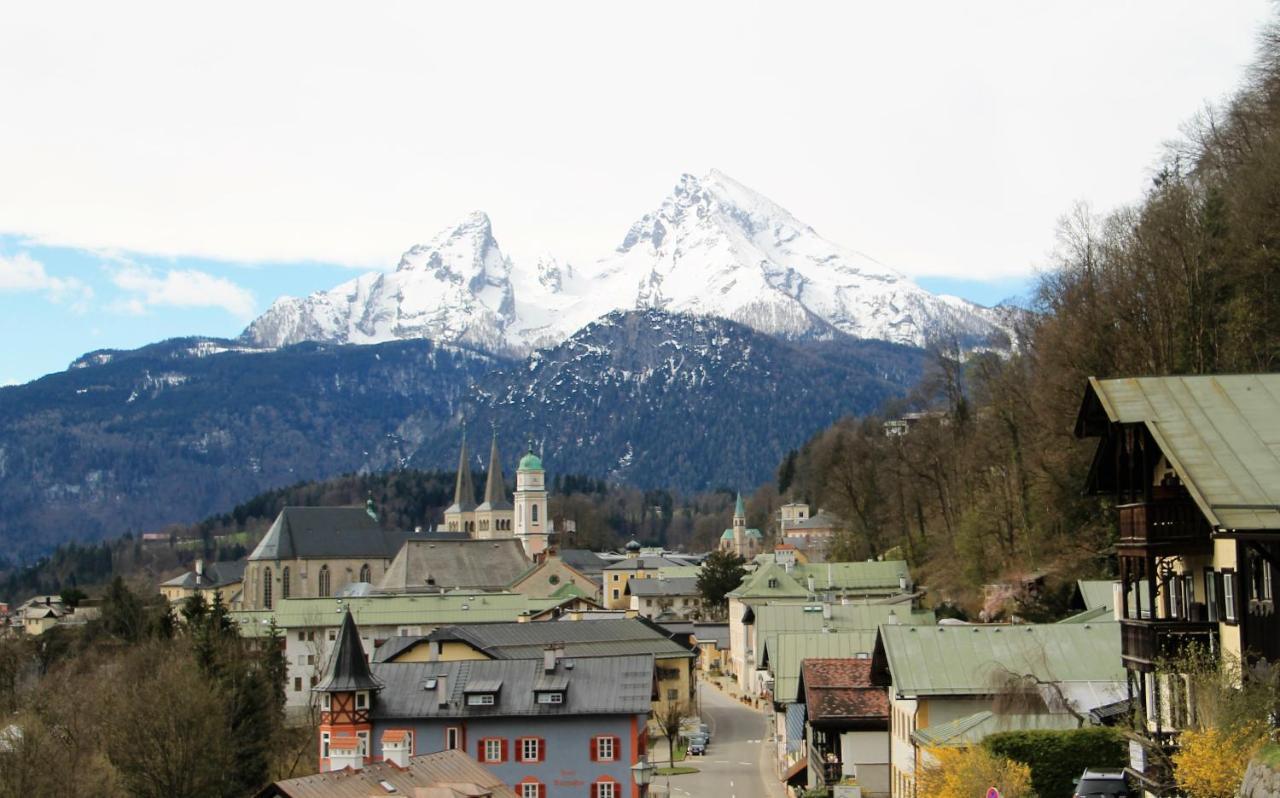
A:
910;711;1079;748
769;632;879;703
1076;580;1116;612
378;539;531;592
878;623;1124;697
262;749;515;797
231;592;558;634
728;560;909;599
627;577;700;597
1080;375;1280;531
372;655;654;719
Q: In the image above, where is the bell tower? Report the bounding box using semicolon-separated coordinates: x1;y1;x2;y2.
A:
315;608;382;771
514;445;549;558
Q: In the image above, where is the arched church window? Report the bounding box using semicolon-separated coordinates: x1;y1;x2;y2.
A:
359;564;371;583
263;567;273;609
282;567;291;599
532;504;539;523
319;565;331;597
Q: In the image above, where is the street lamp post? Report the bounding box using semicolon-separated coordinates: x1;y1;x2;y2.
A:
632;757;655;798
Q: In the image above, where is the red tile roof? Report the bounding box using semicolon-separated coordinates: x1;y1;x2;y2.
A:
801;658;888;722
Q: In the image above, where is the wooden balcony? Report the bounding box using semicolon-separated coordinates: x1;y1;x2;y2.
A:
1121;618;1218;671
1116;500;1212;556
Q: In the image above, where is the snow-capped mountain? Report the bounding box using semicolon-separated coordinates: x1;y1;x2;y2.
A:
243;171;1010;351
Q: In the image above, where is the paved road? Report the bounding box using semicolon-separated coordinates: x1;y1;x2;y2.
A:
653;683;784;798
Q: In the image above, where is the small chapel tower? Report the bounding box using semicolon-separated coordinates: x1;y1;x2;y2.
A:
315;608;381;772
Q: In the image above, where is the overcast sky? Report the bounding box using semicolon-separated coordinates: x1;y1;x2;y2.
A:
0;1;1272;383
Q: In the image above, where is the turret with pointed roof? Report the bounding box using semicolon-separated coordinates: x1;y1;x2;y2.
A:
443;431;478;534
316;608;382;693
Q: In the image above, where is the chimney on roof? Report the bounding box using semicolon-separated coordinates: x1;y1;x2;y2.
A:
195;558;205;584
543;644;563;673
827;563;833;588
327;737;363;772
822;601;832;620
806;575;815;594
887;609;900;625
436;673;449;706
415;525;423;533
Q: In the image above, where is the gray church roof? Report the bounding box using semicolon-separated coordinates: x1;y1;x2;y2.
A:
248;507;467;562
371;655;655;719
160;560;246;590
315;609;382;693
557;549;610;576
378;539;531;592
626;577;701;597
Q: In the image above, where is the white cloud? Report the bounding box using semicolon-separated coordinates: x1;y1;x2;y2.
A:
0;252;92;310
110;264;256;319
0;2;1270;280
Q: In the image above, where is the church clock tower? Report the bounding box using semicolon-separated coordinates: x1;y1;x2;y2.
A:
513;445;549;558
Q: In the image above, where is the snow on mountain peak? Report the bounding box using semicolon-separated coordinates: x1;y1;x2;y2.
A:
243;171;1011;352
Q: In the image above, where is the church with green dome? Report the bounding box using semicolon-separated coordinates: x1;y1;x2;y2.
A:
719;492;763;558
442;434;550;558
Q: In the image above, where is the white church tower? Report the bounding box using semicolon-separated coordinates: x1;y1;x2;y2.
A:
514;445;549;558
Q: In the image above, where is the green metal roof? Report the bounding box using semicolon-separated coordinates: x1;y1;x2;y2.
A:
518;448;542;471
910;710;1080;748
230;591;554;635
728;560;909;599
721;529;735;540
756;602;935;646
1058;606;1113;624
1076;580;1116;612
767;632;878;703
877;622;1124;697
1078;375;1280;531
735;493;746;516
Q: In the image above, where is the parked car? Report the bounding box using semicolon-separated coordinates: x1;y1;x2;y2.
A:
688;738;707;756
1073;769;1131;797
697;723;711;741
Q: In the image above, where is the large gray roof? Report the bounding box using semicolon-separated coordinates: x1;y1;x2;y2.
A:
249;506;467;562
557;549;610;575
428;618;694;660
372;655;655;719
378;539;530;592
259;749;516;798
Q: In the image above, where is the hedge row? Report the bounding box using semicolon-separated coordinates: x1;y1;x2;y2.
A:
983;726;1127;797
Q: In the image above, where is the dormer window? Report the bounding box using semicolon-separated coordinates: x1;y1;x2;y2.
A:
467;693;496;706
767;578;779;588
536;691;564;704
355;691;369;710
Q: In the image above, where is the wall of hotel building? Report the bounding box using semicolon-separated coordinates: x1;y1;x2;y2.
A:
368;713;646;798
1216;536;1242;661
887;693;990;798
282;623;401;709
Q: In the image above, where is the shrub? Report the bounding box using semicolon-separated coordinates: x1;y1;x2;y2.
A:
917;746;1034;798
983;726;1126;797
1172;722;1268;798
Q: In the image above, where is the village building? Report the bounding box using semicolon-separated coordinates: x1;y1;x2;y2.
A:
718;493;763;558
601;546;695;610
871;623;1126;798
777;503;842;558
507;554;602;602
795;658;891;797
625;576;701;620
397;618;695;715
159;558;246;609
444;432;517;540
726;559;912;692
233;591;575;711
1075;374;1280;795
256;749;516;797
314;610;654;798
241;504;468;611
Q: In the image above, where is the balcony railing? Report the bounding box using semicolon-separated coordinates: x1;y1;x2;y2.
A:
1116;500;1212;554
820;760;843;785
1121;618;1218;670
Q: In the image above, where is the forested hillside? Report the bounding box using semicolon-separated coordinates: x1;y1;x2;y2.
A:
781;23;1280;610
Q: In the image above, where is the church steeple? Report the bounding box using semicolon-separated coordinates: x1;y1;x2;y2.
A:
446;431;477;514
477;432;511;512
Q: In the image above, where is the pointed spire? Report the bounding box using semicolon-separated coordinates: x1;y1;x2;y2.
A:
315;608;381;693
735;492;746;519
478;431;511;511
447;430;477;513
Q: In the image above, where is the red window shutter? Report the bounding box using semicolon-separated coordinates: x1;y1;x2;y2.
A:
612;736;621;760
538;783;546;798
500;738;509;763
589;736;598;761
536;737;545;763
590;783;598;798
476;739;484;760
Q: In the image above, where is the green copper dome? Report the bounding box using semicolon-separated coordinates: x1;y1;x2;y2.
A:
518;447;543;471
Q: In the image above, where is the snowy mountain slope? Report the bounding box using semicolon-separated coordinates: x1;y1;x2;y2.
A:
243;171;1011;351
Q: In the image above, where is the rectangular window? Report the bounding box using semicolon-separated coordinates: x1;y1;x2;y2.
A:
321;694;331;710
445;727;461;750
307;654;315;666
596;736;615;762
297;631;306;642
612;589;620;600
483;738;503;763
520;737;541;762
519;784;542;798
1205;567;1220;622
355;691;368;709
467;693;495;706
1224;570;1238;623
596;781;617;798
293;677;302;692
536;691;563;704
357;730;369;757
328;630;336;641
321;732;330;759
